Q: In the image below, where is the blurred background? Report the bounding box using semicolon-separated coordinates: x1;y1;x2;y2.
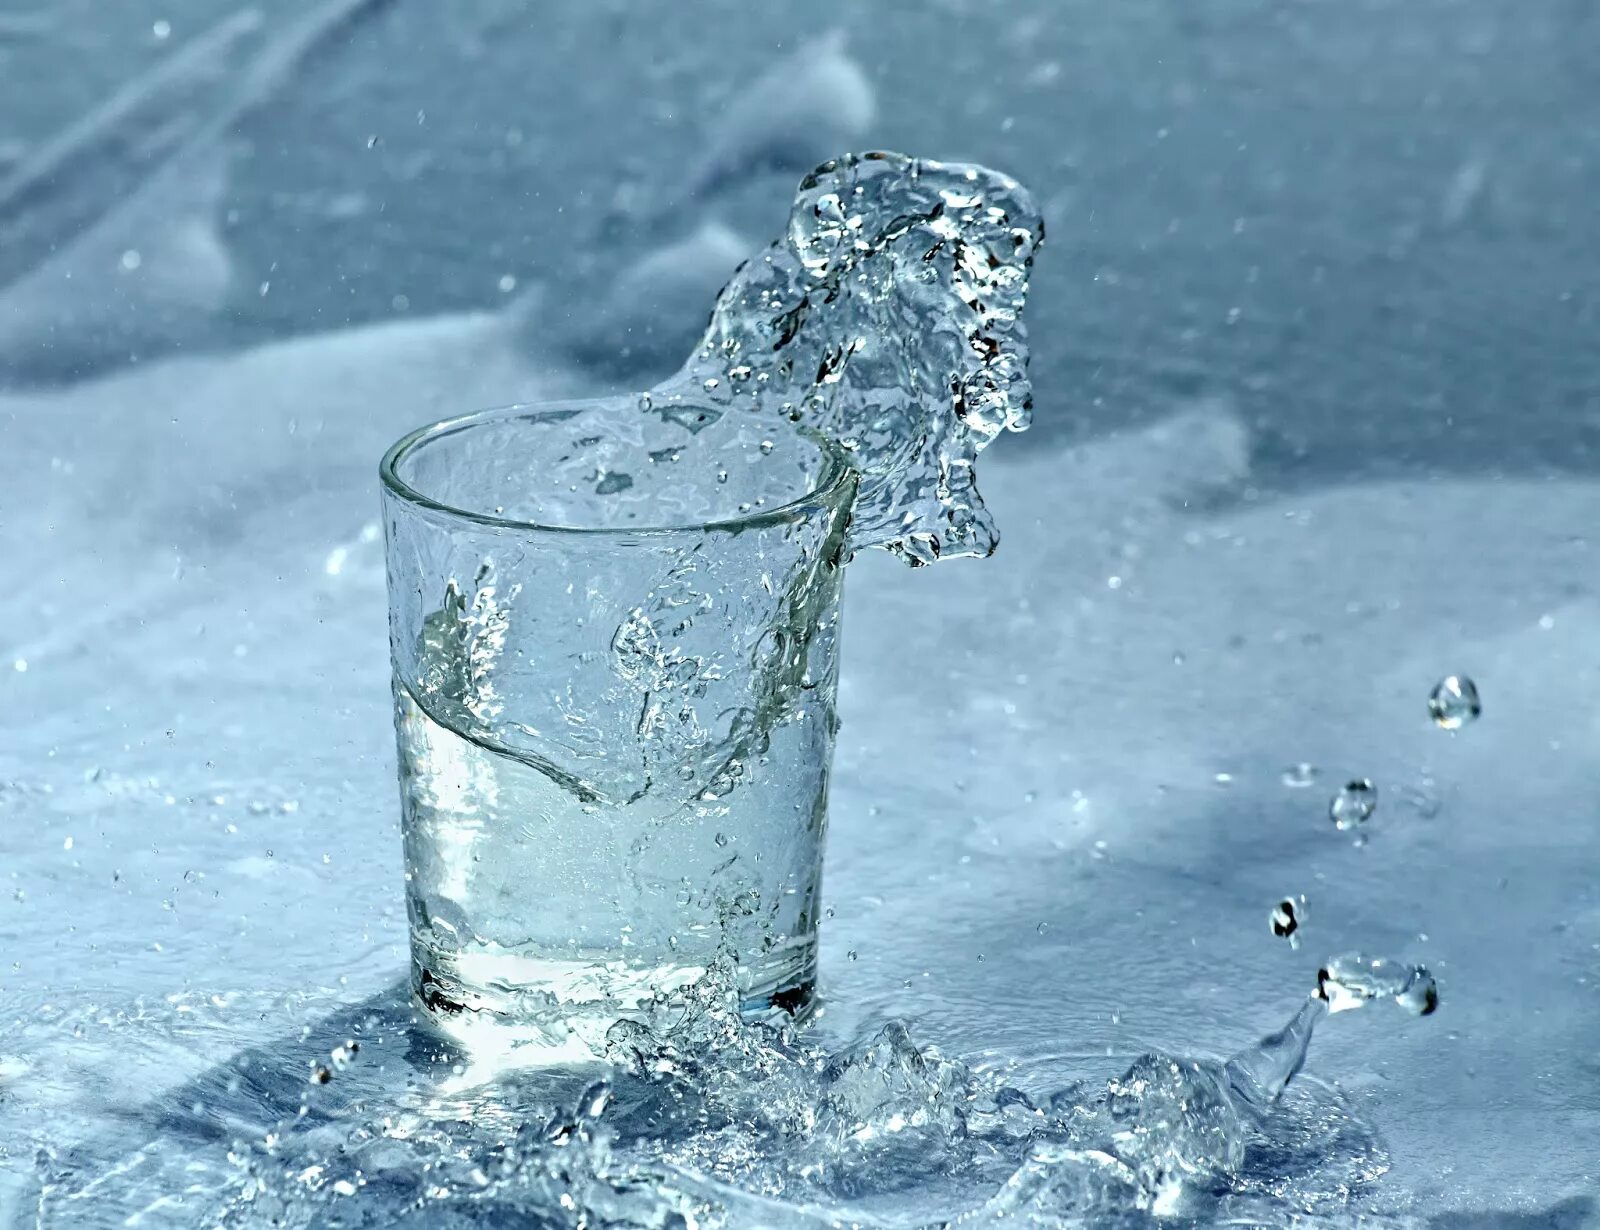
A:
4;0;1597;476
3;2;1599;1223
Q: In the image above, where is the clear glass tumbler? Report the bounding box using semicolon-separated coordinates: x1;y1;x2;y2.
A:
380;396;856;1058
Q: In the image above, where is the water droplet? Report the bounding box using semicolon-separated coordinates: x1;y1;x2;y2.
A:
119;249;142;272
152;19;171;39
847;950;858;961
1281;762;1318;789
713;832;729;847
1316;952;1439;1017
309;1064;333;1085
497;274;517;293
1329;779;1377;831
758;439;775;455
1270;895;1306;948
1036;920;1049;935
1428;675;1481;729
1396;971;1440;1016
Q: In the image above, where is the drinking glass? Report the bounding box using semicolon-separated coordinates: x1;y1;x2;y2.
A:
380;395;855;1058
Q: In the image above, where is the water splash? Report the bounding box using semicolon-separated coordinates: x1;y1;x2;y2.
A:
971;954;1434;1221
19;946;1437;1226
654;150;1045;564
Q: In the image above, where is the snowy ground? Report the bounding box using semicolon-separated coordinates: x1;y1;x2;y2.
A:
1;1;1598;1225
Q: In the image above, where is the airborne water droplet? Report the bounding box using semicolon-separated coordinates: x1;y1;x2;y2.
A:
1316;952;1440;1017
1428;674;1481;729
1329;779;1376;831
1270;894;1307;947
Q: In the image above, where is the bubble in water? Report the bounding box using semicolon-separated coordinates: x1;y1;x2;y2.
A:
1428;675;1481;729
1316;952;1439;1016
1281;762;1318;789
1328;779;1376;831
1270;895;1307;948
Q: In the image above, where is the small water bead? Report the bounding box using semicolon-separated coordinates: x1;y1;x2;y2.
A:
1281;762;1319;789
1329;779;1376;831
1428;675;1481;730
1270;895;1307;948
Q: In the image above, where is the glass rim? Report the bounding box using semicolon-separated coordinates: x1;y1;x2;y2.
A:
380;398;858;537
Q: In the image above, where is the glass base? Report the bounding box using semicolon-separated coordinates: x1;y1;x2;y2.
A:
409;935;818;1065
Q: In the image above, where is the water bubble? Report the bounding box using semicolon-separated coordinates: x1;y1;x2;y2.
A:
1281;762;1319;789
1428;675;1481;729
1270;895;1307;947
308;1064;333;1085
713;832;730;847
1329;779;1376;831
847;950;858;961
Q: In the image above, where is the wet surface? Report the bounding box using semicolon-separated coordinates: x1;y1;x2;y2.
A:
2;1;1599;1224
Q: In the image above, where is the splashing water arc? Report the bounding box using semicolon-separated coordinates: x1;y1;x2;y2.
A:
658;150;1046;565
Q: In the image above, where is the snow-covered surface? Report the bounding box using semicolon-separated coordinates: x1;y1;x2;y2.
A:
2;1;1598;1224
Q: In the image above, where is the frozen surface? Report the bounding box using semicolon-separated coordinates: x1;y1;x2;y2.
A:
2;0;1599;1225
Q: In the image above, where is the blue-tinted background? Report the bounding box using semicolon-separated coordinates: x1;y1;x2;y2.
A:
2;2;1596;1224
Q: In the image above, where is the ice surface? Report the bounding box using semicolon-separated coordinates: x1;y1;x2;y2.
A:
671;30;876;211
6;335;1599;1220
0;0;393;382
4;2;1600;1223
